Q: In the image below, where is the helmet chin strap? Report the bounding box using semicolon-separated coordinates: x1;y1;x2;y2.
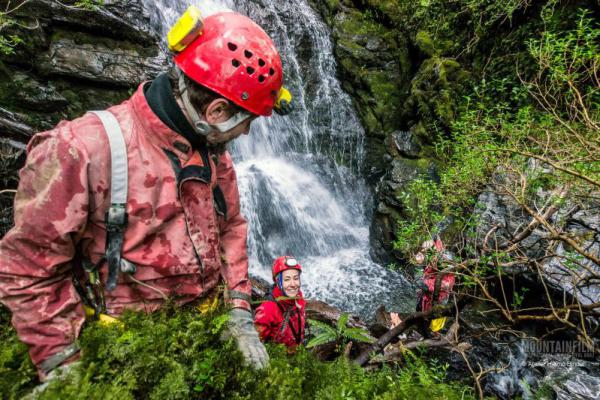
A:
277;273;290;298
178;70;252;136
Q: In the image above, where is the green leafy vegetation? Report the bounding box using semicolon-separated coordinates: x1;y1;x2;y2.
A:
307;313;374;351
0;12;21;56
0;305;37;399
0;305;475;399
394;6;599;256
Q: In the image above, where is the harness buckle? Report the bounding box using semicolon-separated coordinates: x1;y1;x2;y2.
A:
106;204;127;231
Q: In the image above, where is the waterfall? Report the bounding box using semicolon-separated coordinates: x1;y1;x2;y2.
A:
144;0;414;318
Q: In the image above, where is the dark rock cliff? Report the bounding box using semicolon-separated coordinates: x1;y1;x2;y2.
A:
0;0;166;235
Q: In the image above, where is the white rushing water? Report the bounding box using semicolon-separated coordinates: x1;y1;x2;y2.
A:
143;0;414;318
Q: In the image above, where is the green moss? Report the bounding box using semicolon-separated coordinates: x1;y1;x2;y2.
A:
415;31;436;57
362;71;401;122
404;57;469;136
332;9;407;136
0;305;37;400
325;0;341;12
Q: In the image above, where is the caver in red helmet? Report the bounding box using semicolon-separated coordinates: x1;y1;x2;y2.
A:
173;12;283;116
272;256;302;280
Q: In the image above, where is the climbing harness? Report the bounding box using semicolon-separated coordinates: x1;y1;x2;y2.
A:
71;110;135;319
264;287;303;345
274;300;303;345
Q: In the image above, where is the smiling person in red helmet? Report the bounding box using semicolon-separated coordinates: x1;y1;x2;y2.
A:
0;6;292;382
254;256;306;351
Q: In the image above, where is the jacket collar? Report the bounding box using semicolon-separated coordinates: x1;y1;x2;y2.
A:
129;82;194;161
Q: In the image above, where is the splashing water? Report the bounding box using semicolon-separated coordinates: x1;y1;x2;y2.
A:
143;0;414;318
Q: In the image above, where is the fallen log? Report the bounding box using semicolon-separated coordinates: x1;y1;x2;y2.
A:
0;108;34;143
353;296;469;366
367;322;470;365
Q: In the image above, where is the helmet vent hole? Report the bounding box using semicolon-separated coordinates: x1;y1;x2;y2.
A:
232;59;241;68
258;75;265;83
246;66;255;75
244;49;253;58
228;42;237;51
258;58;266;67
269;68;275;76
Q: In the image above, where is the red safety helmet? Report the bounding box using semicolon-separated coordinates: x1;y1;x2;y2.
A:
173;12;283;116
272;256;302;280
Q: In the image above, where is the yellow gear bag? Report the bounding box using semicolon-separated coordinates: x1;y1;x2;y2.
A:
429;317;447;332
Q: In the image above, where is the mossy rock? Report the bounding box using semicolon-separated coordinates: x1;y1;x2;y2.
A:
403;56;470;140
57;82;131;118
10;72;68;112
415;30;436;57
0;17;49;67
331;9;411;137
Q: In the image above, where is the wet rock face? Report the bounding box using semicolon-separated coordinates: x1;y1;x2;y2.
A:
12;73;68;112
542;204;600;306
388;130;421;159
474;166;600;316
0;0;165;234
309;1;470;262
370;149;438;262
38;33;167;86
330;9;410;139
15;0;157;46
0;108;34;143
0;0;164;136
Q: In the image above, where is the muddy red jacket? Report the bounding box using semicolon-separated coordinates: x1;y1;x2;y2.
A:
254;285;305;349
419;265;455;312
0;84;251;370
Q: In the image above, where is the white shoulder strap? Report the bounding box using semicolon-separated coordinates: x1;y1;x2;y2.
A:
90;110;128;205
90;110;134;291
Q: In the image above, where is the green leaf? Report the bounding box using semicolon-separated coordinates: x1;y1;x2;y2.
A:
307;319;337;337
306;332;337;348
342;328;375;344
336;313;349;332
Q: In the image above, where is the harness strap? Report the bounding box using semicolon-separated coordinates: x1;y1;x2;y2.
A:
274;299;303;344
289;309;303;345
432;272;444;306
275;306;293;342
90;110;134;291
227;289;252;303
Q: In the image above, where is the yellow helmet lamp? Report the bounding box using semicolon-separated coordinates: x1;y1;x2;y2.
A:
168;6;204;52
274;86;293;115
